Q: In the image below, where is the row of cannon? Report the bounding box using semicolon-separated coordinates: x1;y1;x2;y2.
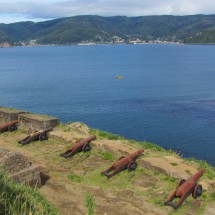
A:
0;120;206;210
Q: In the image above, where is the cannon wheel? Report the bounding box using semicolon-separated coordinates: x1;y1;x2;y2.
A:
39;133;48;141
82;143;91;152
8;124;17;132
119;156;125;160
128;161;137;171
192;184;202;199
178;179;186;187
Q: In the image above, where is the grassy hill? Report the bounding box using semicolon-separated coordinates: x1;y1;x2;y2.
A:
0;119;215;215
0;15;215;45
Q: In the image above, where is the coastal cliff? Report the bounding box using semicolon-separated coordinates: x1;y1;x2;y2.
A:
0;107;214;215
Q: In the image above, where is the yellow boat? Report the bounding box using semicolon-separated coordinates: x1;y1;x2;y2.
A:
115;76;124;79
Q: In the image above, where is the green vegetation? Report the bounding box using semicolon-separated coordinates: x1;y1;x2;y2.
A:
139;141;165;152
183;29;215;44
0;15;215;45
90;128;124;140
57;123;73;132
68;173;84;183
85;193;95;215
100;151;116;161
185;158;215;180
0;169;58;215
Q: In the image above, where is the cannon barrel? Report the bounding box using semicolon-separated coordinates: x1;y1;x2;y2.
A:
18;127;52;145
0;120;19;133
76;135;96;146
102;149;144;178
0;120;18;128
113;149;144;168
128;149;144;160
176;169;205;197
60;135;96;158
38;127;53;133
188;169;205;182
164;169;205;209
68;135;96;150
29;127;52;137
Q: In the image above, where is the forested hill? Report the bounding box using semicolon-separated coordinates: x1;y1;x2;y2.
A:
0;15;215;45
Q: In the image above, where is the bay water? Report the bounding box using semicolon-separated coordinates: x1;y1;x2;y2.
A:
0;44;214;165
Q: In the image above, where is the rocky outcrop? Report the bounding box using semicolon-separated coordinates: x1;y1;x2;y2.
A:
0;148;41;187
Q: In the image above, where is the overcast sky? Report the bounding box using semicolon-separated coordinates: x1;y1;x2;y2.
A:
0;0;215;24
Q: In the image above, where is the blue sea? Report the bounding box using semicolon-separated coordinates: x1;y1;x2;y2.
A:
0;44;215;166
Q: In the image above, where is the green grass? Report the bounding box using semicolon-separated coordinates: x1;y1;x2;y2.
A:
170;162;178;166
89;129;124;140
130;140;165;152
0;169;59;215
85;193;95;215
67;165;145;191
185;158;215;180
31;113;54;119
99;150;116;161
57;123;72;132
68;173;84;183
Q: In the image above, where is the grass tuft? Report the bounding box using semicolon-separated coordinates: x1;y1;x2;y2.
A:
89;129;124;140
138;141;165;152
0;169;58;215
85;193;95;215
68;173;84;183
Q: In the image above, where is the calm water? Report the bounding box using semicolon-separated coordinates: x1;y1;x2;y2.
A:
0;44;215;166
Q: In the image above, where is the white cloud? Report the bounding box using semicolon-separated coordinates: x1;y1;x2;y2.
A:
0;0;215;23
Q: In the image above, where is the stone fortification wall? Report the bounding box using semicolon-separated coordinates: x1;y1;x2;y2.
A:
0;107;59;131
0;107;26;124
0;148;41;187
19;113;59;131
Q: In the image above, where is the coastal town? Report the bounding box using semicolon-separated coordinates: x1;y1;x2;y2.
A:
0;37;181;47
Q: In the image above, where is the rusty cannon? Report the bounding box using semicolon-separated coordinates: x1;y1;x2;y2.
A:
101;149;144;178
0;120;19;133
164;169;205;209
60;135;96;158
18;128;52;145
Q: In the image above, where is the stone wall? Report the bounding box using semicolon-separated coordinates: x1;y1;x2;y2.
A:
0;107;26;125
19;113;59;131
0;148;41;187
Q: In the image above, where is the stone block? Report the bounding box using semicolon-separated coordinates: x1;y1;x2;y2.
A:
0;148;42;187
0;148;31;174
0;107;26;125
12;165;41;187
19;113;59;131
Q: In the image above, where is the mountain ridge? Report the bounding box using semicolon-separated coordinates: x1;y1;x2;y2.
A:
0;15;215;45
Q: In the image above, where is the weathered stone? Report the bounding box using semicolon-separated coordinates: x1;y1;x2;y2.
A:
0;150;31;173
0;148;42;187
68;122;90;135
12;165;41;187
0;107;26;124
19;113;59;131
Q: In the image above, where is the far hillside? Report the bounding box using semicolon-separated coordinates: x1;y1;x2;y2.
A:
0;15;215;45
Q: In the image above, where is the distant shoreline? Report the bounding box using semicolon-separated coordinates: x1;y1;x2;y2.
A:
2;40;215;48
